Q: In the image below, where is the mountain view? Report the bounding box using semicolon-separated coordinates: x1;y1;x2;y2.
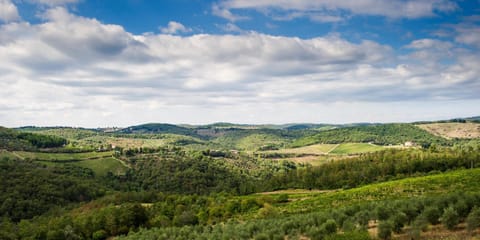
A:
1;0;480;239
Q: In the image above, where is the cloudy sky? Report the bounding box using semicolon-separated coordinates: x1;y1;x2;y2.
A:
1;0;479;127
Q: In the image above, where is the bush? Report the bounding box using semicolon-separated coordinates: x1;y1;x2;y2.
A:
275;194;289;203
390;212;407;233
92;230;108;240
377;220;393;240
467;207;480;232
441;206;459;230
423;206;441;225
321;219;337;235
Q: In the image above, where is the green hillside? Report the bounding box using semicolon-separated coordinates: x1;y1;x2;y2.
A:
1;123;480;240
291;123;448;147
0;127;66;150
118;123;200;137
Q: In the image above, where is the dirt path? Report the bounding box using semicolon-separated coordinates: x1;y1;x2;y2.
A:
11;151;25;160
326;144;340;154
256;189;337;195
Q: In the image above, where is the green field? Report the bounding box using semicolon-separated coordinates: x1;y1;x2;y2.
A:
6;151;128;176
72;157;128;176
329;143;385;154
263;143;338;155
13;151;114;161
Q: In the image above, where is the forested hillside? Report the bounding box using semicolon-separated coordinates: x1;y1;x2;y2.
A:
291;123;447;147
0;127;66;150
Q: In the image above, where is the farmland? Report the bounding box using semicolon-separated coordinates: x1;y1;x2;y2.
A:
417;122;480;139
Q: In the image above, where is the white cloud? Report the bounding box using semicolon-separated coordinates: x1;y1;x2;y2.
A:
217;23;243;33
213;0;458;21
31;0;79;6
455;25;480;49
0;0;20;22
212;3;248;22
160;21;192;35
0;8;478;127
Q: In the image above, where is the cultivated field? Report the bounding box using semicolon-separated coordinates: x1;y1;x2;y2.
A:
417;122;480;139
329;143;385;154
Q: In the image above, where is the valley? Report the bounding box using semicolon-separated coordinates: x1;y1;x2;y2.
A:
1;119;480;239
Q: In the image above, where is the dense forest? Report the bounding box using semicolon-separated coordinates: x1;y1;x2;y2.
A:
0;127;66;150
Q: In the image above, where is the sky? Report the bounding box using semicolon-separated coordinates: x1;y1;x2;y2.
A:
0;0;479;127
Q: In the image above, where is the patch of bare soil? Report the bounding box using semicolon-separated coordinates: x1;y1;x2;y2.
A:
417;123;480;139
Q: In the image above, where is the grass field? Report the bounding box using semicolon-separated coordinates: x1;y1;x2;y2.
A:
329;143;385;154
263;143;338;155
13;151;114;161
1;150;128;176
72;157;128;176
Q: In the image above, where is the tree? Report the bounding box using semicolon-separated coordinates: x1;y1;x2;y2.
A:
378;220;393;240
423;206;441;225
441;206;459;230
467;207;480;232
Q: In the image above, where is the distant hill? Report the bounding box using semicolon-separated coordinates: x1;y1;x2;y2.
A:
0;127;67;150
18;127;100;140
117;123;202;138
291;123;448;147
466;116;480;122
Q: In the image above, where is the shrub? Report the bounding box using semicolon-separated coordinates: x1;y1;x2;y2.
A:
467;207;480;232
390;212;407;233
92;230;108;240
321;219;337;235
441;206;459;230
377;220;393;240
423;206;441;225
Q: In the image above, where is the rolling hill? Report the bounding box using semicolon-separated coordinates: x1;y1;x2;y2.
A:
291;123;448;147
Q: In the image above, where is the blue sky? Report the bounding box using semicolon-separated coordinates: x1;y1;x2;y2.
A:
0;0;479;127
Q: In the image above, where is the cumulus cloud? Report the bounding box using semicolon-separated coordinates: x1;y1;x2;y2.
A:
213;0;458;22
160;21;192;34
0;7;478;126
0;0;20;22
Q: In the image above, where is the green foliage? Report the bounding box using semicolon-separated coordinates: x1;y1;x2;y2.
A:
330;143;384;154
292;123;448;147
92;230;108;240
423;206;441;225
441;206;460;230
0;127;66;150
390;212;408;233
118;123;203;138
0;157;104;222
467;207;480;232
377;220;393;240
264;147;480;191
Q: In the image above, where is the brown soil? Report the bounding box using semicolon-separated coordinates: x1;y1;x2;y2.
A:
417;123;480;139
